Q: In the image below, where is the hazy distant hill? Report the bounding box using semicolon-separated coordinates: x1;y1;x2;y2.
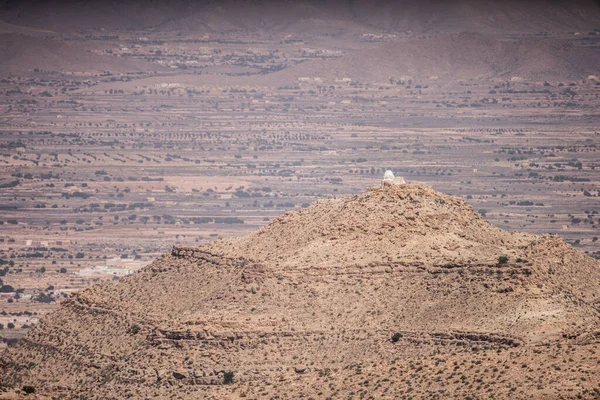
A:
0;19;53;36
1;0;599;34
1;0;598;80
0;33;161;74
277;32;600;82
347;0;600;34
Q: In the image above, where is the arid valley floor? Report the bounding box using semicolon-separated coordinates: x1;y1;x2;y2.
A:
0;1;600;398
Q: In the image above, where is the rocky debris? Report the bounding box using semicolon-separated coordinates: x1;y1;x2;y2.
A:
1;184;600;399
172;371;187;380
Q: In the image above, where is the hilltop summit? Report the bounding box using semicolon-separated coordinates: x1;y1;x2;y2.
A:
207;183;534;268
2;184;600;399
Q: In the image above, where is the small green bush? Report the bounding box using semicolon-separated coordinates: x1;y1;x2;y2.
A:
498;255;509;265
223;371;234;384
22;386;35;394
130;324;140;334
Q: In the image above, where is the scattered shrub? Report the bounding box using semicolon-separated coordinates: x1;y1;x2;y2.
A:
22;386;35;394
130;324;140;334
223;371;234;384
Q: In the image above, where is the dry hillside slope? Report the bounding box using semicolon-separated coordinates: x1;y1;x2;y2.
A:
0;33;161;74
1;184;600;399
278;33;600;82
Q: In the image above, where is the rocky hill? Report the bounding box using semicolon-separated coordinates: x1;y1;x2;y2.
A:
1;184;600;399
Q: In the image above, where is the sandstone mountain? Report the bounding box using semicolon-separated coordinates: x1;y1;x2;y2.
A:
1;184;600;399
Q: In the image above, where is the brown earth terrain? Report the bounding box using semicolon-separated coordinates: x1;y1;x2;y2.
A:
1;184;600;399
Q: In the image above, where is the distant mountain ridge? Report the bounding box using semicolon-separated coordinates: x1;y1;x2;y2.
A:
1;0;599;33
0;0;598;79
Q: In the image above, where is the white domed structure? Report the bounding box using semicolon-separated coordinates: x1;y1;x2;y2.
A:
382;170;406;187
